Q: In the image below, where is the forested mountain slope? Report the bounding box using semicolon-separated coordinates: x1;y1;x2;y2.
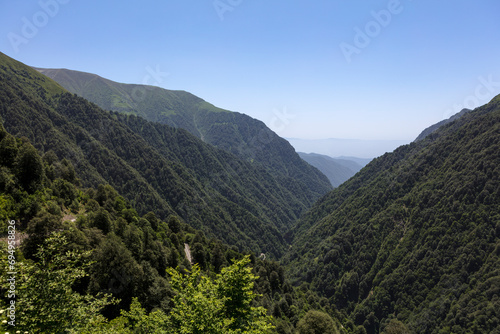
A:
1;52;312;258
35;67;333;205
0;124;334;333
285;96;500;333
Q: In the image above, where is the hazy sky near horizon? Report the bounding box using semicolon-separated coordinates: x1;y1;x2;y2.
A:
1;0;499;141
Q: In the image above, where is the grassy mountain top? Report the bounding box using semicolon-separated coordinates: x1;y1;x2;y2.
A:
35;67;230;122
1;56;64;99
285;96;500;333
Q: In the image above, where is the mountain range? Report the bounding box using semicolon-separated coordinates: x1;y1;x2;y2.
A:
298;152;367;187
34;67;332;203
287;137;408;159
1;52;331;258
1;52;499;333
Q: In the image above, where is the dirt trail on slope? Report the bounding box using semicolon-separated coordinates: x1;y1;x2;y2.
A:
184;243;193;264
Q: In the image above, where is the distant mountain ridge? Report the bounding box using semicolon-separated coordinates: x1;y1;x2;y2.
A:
35;67;333;205
298;152;365;187
286;137;408;159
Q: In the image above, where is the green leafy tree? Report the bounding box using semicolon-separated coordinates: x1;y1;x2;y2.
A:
110;297;169;334
167;263;229;333
22;211;63;259
14;141;44;193
166;255;275;333
0;133;18;168
88;233;143;317
295;310;339;334
217;255;270;332
381;319;411;334
0;232;115;333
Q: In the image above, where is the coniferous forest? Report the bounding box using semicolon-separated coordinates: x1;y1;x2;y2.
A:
1;52;499;333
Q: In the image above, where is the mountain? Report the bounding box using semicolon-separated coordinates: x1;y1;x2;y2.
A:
414;108;471;141
336;156;372;168
1;52;324;258
285;96;500;333
34;67;332;204
298;152;364;187
0;123;332;332
286;137;408;159
6;52;500;333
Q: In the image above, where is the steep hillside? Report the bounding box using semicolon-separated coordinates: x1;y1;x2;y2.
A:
0;124;333;333
298;152;363;187
35;67;332;205
1;52;313;258
285;96;500;333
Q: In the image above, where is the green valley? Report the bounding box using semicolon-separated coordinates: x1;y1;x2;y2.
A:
0;122;330;333
1;52;499;334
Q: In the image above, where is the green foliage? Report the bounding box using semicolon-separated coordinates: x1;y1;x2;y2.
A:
15;141;44;193
166;256;275;333
167;263;233;333
22;211;63;259
0;232;115;333
111;297;169;334
0;131;18;168
36;67;332;205
296;310;340;334
380;319;410;334
0;52;332;258
286;95;500;333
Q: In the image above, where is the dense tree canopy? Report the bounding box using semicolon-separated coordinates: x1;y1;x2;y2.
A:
0;119;330;332
285;95;500;333
296;310;340;334
2;49;500;334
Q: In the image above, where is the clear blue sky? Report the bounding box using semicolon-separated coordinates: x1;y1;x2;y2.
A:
1;0;499;141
